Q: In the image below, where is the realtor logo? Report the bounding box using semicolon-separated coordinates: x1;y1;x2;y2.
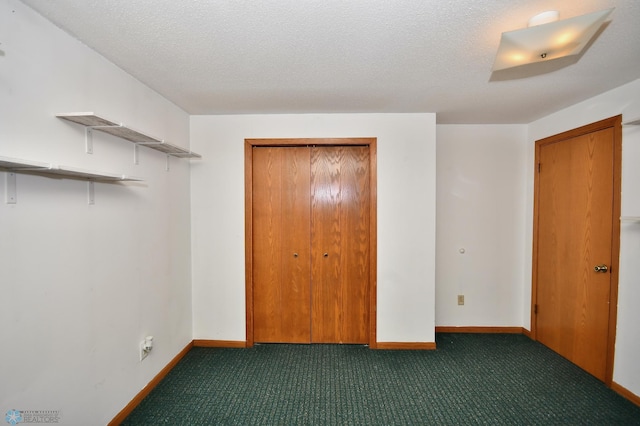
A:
4;410;61;424
5;410;22;425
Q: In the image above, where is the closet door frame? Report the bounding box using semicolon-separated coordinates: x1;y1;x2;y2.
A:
244;138;378;348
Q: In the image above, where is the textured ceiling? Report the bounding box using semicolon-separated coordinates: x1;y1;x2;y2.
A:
20;0;640;123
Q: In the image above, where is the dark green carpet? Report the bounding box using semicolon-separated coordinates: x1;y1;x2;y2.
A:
121;333;640;425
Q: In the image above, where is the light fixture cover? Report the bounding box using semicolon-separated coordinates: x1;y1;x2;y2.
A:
492;8;614;71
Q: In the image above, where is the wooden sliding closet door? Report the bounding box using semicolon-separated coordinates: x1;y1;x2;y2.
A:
252;147;311;343
311;146;370;343
251;144;370;344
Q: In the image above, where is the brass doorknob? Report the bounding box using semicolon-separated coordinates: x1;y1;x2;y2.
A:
323;253;328;258
293;253;298;258
594;264;608;273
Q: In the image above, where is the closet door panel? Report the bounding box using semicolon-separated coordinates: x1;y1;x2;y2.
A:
253;147;311;343
310;146;369;343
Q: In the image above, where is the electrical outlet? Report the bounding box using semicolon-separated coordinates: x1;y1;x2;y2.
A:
457;295;465;306
139;341;149;361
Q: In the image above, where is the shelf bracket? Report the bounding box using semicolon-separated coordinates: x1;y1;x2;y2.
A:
5;172;17;204
87;181;95;205
620;216;640;222
134;144;140;165
85;127;94;154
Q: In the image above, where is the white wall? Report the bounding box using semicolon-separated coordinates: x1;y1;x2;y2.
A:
527;78;640;397
3;2;638;420
190;113;436;344
0;1;193;424
435;125;528;327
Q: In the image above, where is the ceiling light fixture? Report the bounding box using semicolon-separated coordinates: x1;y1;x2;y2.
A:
492;8;614;71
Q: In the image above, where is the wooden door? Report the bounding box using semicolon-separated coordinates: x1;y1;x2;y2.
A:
250;143;372;344
252;147;311;343
533;117;621;383
310;146;370;343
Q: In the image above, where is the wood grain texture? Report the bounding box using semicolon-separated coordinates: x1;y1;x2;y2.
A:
310;146;370;343
367;140;378;348
244;142;255;346
192;340;247;348
535;122;616;382
246;138;375;147
252;147;311;343
375;342;436;350
245;138;377;346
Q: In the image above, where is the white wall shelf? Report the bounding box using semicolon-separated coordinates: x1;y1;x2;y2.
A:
1;156;142;205
0;156;142;182
56;112;201;159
